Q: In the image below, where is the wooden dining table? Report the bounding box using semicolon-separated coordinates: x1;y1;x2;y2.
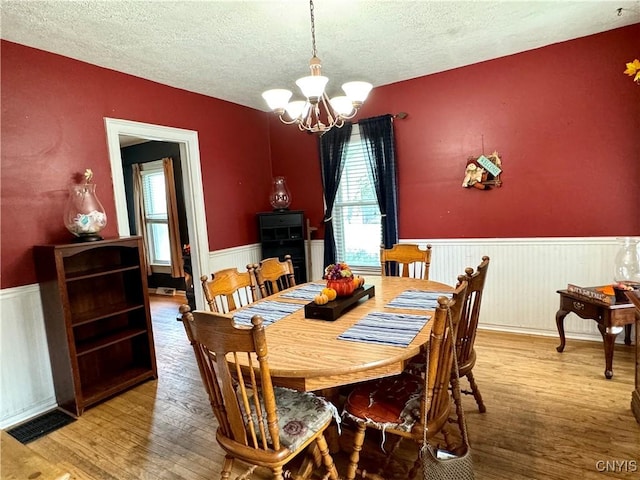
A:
231;275;454;392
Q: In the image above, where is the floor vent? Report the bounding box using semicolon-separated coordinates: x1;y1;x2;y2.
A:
6;409;76;444
155;287;176;296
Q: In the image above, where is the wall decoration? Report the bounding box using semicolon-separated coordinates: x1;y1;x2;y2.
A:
462;151;503;190
624;59;640;84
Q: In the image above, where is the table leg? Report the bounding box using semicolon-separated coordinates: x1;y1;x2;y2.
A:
597;323;619;379
625;324;632;346
556;309;570;352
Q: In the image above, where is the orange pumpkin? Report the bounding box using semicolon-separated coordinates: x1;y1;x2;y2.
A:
327;278;356;297
322;287;337;301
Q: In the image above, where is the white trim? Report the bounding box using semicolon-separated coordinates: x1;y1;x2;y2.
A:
402;236;621;246
104;118;209;309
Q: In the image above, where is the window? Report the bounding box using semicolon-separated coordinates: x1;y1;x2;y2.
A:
140;161;170;266
333;125;382;270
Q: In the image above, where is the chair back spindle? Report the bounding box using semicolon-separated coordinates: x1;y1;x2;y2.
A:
201;267;257;313
252;255;296;298
381;243;432;279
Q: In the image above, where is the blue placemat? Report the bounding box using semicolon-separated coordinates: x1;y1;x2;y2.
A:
279;283;326;301
232;301;304;327
338;311;431;348
386;290;451;311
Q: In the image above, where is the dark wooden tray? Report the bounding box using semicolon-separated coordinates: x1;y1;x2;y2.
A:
304;285;375;321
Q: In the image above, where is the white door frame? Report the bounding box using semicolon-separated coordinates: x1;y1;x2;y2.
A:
104;117;209;308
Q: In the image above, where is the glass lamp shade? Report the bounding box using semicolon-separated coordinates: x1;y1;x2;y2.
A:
296;75;329;99
262;89;293;111
329;96;355;116
285;100;310;121
64;183;107;241
269;176;291;211
342;81;373;104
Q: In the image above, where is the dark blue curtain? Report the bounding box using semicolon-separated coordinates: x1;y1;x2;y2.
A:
318;123;353;267
359;114;399;249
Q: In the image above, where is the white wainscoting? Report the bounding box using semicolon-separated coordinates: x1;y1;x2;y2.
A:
405;237;627;339
207;243;262;278
311;237;629;340
0;284;56;429
1;236;630;427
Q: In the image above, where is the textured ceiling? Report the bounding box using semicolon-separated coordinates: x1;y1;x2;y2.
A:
1;1;639;111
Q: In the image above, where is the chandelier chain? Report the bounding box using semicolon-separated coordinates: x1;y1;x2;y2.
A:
309;0;317;58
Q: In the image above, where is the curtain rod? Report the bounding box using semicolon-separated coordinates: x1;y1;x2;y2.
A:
354;112;408;125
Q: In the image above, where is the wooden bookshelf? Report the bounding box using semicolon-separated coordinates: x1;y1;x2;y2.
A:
34;236;157;416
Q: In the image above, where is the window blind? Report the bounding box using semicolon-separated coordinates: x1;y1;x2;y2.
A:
140;167;170;265
333;125;382;269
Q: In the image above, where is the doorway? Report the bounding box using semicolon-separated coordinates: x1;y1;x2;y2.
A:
104;118;209;310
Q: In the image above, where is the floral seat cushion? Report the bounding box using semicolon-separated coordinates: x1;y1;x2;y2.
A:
243;386;338;452
344;371;423;432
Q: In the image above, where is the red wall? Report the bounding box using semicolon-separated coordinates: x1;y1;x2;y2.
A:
270;24;640;240
3;25;639;289
1;40;273;288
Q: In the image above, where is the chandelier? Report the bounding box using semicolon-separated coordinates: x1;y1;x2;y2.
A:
261;0;373;134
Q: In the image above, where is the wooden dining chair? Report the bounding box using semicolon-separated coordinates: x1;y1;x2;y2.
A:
452;256;490;414
201;267;257;313
380;243;432;279
178;305;339;480
250;255;296;298
343;279;469;480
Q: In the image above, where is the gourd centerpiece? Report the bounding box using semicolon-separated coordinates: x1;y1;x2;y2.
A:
323;263;364;298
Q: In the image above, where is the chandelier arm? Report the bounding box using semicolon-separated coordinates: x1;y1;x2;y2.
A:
319;93;337;126
277;113;302;126
310;103;321;130
337;109;359;121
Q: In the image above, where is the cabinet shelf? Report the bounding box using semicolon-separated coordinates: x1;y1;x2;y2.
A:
71;302;145;326
66;264;140;282
34;236;157;416
82;367;155;406
76;327;148;356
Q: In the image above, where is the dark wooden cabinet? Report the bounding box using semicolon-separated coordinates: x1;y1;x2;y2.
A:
257;211;307;284
34;236;157;416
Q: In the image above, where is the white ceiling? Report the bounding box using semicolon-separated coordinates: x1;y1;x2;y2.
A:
1;1;639;112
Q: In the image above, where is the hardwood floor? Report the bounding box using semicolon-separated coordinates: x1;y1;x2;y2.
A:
22;295;639;479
